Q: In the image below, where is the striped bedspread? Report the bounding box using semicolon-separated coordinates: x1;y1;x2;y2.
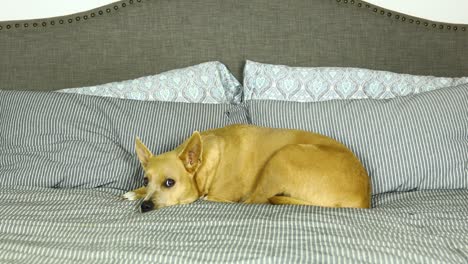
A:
0;187;466;263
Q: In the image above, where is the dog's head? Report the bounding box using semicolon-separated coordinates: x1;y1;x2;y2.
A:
135;132;203;212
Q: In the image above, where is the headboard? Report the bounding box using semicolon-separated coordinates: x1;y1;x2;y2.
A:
1;0;467;91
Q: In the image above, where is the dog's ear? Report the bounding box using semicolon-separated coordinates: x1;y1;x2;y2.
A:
178;131;203;173
135;137;152;169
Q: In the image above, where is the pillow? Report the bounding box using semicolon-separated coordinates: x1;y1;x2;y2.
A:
0;90;248;190
245;83;468;194
244;60;468;102
58;61;243;104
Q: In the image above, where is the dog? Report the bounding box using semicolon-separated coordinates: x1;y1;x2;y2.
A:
123;124;371;212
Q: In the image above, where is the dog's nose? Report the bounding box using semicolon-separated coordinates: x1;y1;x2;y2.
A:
141;200;154;212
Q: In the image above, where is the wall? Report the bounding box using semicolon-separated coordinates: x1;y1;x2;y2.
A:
0;0;467;24
365;0;468;24
0;0;116;21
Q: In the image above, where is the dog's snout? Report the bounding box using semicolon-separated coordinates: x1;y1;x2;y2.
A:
141;200;154;212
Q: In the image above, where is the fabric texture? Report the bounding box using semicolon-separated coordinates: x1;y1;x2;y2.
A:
58;61;243;104
0;90;248;190
0;186;467;263
246;83;468;194
2;0;468;92
243;60;468;101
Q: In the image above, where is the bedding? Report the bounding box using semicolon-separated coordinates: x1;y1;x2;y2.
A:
2;0;468;262
243;60;468;102
246;83;468;194
0;90;248;190
0;186;466;263
58;61;242;104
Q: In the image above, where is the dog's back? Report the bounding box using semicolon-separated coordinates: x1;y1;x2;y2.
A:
197;125;371;208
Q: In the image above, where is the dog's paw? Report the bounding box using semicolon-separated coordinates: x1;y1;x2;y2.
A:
122;191;138;201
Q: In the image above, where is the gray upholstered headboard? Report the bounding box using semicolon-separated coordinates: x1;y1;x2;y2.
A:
1;0;467;91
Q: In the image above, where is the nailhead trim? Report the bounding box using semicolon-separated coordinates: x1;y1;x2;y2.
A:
0;0;465;32
335;0;466;33
0;0;144;31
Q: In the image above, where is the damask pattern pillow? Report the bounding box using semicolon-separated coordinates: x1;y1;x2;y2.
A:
243;60;468;102
59;61;242;104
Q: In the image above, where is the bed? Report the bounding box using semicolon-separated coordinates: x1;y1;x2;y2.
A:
1;0;467;263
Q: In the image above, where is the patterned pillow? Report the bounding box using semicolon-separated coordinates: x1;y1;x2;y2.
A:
246;83;468;194
244;60;468;102
0;90;248;190
58;61;242;104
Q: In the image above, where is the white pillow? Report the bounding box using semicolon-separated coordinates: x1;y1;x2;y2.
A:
243;60;468;102
58;61;242;104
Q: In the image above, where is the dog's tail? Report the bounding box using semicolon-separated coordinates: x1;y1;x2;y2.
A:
268;196;315;206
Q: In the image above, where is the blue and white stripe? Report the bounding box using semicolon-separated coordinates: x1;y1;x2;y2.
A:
0;186;466;263
0;90;248;190
246;83;468;194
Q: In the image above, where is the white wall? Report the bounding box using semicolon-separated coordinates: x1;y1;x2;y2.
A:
365;0;468;24
0;0;467;24
0;0;117;21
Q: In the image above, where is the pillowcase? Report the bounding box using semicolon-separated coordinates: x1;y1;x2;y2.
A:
0;90;248;190
244;60;468;102
58;61;243;104
245;83;468;194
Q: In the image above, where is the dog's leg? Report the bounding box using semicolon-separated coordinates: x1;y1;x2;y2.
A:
244;185;279;204
122;187;146;201
268;196;317;205
204;196;235;203
248;144;371;208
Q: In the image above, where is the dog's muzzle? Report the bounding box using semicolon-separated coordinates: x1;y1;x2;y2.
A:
141;200;154;212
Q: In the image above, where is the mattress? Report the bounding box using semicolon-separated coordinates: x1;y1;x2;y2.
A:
0;187;466;263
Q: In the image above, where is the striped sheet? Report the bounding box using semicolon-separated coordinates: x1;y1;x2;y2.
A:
0;187;466;263
0;90;248;190
246;83;468;194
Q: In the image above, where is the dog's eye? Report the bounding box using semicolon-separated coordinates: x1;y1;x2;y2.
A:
143;177;149;187
164;178;175;188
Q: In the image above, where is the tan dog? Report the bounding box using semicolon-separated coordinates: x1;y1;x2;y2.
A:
123;124;371;212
